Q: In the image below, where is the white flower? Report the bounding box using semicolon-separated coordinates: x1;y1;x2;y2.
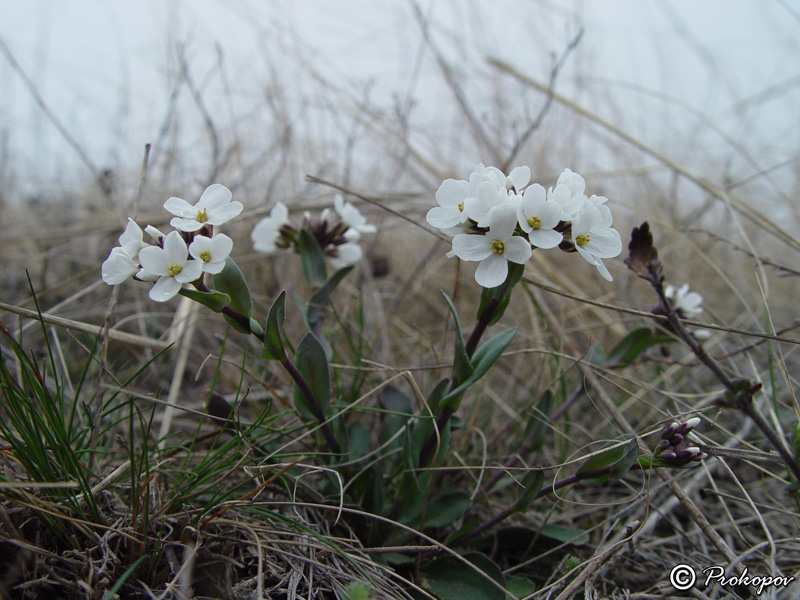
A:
465;180;512;227
189;234;233;274
329;241;363;270
515;184;563;249
252;202;289;253
570;202;622;281
164;184;242;232
472;164;531;192
665;283;703;316
585;194;613;227
548;184;586;221
102;218;148;285
451;203;532;288
334;195;376;239
556;168;586;198
426;178;473;230
138;231;203;302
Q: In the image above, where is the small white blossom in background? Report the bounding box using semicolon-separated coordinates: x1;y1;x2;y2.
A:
430;163;623;287
101;219;149;285
451;204;532;288
138;231;204;302
251;202;290;253
189;234;234;274
251;196;375;270
329;242;363;270
334;195;376;241
665;283;704;316
164;184;243;232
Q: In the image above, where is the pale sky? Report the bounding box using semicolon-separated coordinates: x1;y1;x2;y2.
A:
1;0;798;201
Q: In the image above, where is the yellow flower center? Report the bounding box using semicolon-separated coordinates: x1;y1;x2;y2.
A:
527;216;541;230
490;239;505;255
168;264;183;277
576;234;590;247
196;208;209;223
457;201;464;212
199;251;211;263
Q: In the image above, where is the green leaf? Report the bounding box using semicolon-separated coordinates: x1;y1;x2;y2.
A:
213;257;253;318
307;266;354;325
575;434;640;485
476;262;525;326
222;312;252;334
347;421;370;461
440;328;516;408
419;553;506;600
445;514;481;546
538;523;590;546
292;332;331;421
262;291;287;362
510;469;544;514
298;228;328;287
423;491;471;528
407;378;452;466
441;290;474;384
505;575;537;599
605;327;671;367
179;288;231;312
523;391;554;454
378;384;414;448
249;317;264;337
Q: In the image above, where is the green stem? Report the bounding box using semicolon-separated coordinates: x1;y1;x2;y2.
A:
281;355;342;456
418;298;501;468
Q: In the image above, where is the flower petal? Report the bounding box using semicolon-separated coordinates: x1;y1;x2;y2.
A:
508;166;531;189
176;259;203;283
503;236;533;263
210;233;234;257
435;179;471;208
101;248;138;284
475;254;508;288
528;228;562;249
207;201;243;225
169;217;204;232
488;203;518;241
119;218;144;247
163;197;196;218
584;229;622;258
163;231;189;264
139;246;170;276
202;260;226;274
451;234;492;261
196;184;233;211
426;205;463;229
188;235;213;260
149;276;182;302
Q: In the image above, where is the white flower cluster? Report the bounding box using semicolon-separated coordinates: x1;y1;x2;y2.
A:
427;164;623;287
251;194;375;269
102;184;242;301
665;283;703;316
